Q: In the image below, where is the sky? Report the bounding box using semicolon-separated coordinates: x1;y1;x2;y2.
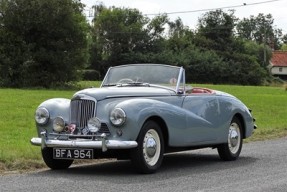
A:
81;0;287;33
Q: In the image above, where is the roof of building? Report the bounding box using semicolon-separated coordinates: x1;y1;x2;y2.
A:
270;51;287;67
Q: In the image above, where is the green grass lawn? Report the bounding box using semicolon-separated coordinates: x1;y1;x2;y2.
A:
0;89;74;171
0;82;286;172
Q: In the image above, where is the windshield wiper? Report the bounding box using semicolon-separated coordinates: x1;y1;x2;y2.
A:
114;82;150;87
102;83;118;87
126;82;149;86
103;82;150;87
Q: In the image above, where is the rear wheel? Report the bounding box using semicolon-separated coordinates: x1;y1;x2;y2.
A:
217;117;243;161
131;121;164;174
42;147;73;170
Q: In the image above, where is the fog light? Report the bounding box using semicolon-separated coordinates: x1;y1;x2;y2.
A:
53;116;65;132
88;117;101;133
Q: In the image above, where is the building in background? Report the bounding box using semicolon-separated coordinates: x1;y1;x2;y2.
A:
269;51;287;80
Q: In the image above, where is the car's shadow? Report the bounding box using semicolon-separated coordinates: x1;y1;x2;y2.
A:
37;150;258;180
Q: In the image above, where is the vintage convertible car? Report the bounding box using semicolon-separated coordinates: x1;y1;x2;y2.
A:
31;64;256;173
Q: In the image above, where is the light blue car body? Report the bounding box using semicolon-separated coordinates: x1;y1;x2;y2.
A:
31;64;255;163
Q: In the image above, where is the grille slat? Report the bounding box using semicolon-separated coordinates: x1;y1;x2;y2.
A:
70;99;110;136
71;99;95;129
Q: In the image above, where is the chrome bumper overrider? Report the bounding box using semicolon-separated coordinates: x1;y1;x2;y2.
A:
30;132;138;152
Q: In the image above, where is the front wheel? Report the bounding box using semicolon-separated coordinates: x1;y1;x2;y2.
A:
42;147;73;170
131;121;164;174
217;117;243;161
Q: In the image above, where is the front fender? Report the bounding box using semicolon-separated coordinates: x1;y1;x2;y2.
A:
114;98;186;141
36;98;70;136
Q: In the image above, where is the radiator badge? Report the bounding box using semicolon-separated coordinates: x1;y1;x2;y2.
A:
67;124;76;134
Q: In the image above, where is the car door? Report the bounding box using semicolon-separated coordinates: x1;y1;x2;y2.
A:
181;94;220;144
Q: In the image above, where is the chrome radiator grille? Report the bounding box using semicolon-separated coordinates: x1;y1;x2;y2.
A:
70;99;96;128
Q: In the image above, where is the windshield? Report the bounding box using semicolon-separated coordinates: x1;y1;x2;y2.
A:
101;64;184;91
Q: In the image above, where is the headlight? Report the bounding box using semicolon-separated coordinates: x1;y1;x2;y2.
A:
88;117;101;133
53;116;65;132
110;108;126;126
35;107;50;125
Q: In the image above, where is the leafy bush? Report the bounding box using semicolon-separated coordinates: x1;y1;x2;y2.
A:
0;0;88;88
82;70;101;81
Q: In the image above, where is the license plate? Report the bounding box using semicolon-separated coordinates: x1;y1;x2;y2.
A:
53;148;93;159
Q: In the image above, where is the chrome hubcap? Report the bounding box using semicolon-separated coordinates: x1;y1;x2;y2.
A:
228;122;241;154
230;129;238;147
143;129;160;166
146;138;157;157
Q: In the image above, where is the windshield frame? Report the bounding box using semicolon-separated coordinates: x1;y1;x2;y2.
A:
101;64;186;94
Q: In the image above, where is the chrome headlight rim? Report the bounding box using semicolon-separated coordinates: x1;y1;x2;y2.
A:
110;108;126;126
35;107;50;125
53;116;65;133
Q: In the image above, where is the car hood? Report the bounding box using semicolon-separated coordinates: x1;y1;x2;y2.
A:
72;86;175;101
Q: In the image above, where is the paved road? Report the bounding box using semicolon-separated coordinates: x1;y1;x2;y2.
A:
1;137;287;192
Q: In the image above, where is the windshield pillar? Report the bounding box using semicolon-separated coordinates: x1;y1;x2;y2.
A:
176;67;185;94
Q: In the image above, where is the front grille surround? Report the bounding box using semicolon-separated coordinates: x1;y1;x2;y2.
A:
70;99;96;129
69;97;111;136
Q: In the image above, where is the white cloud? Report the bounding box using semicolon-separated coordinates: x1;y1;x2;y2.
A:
130;0;161;14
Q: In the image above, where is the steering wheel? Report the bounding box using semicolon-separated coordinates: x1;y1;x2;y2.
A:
117;78;134;84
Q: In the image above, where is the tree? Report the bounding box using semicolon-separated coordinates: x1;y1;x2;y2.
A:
0;0;88;87
237;13;284;50
89;6;269;85
90;6;172;76
243;40;272;68
197;9;237;51
148;14;168;38
90;6;151;75
194;10;267;85
166;18;195;53
281;44;287;51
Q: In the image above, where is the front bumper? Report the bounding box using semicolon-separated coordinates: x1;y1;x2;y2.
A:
30;131;138;152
